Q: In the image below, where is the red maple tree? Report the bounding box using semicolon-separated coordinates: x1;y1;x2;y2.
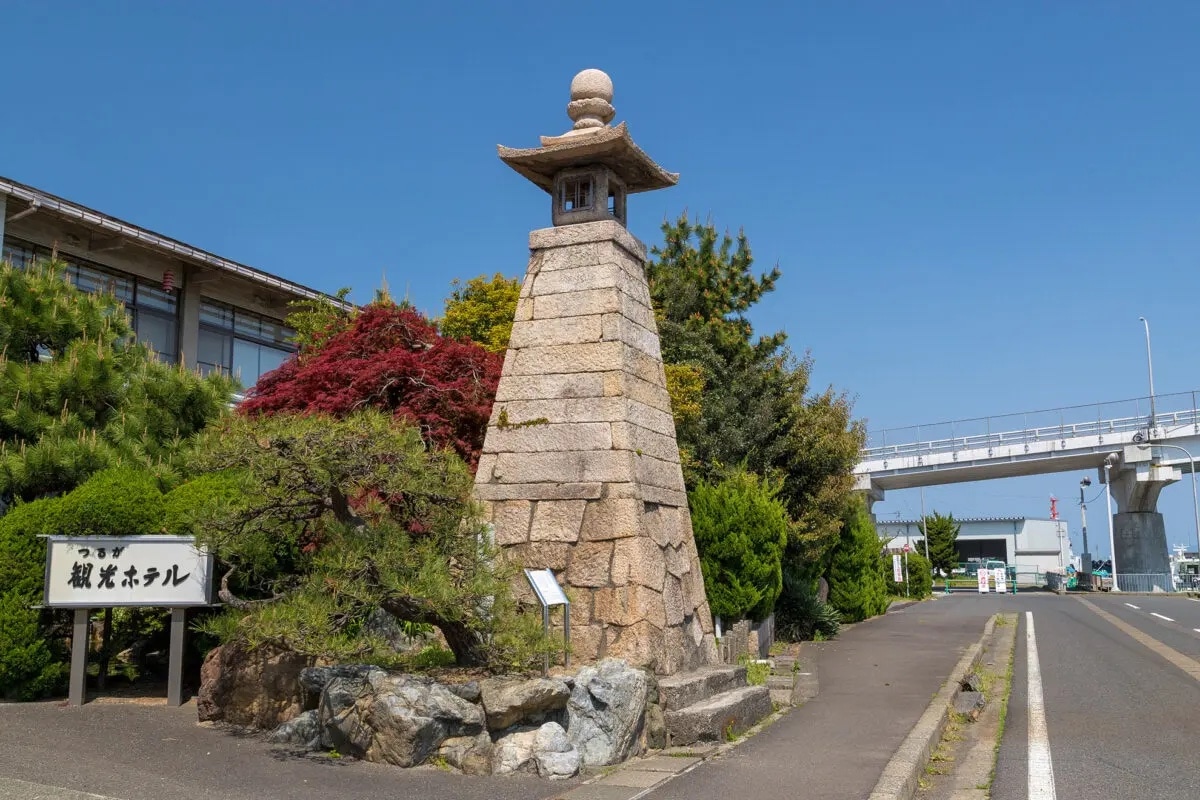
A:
240;303;501;467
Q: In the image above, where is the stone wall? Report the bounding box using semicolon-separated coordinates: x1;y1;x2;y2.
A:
475;220;716;675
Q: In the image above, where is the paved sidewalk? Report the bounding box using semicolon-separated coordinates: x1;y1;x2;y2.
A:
616;597;997;800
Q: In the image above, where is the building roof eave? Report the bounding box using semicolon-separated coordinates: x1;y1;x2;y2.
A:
1;176;355;312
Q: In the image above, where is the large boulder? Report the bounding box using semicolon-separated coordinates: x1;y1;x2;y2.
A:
566;658;650;766
439;733;493;776
299;664;380;697
479;676;571;730
326;672;485;767
534;721;581;779
196;641;314;728
491;727;539;775
267;709;321;748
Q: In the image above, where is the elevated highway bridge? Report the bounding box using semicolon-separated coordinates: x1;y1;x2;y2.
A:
855;390;1200;581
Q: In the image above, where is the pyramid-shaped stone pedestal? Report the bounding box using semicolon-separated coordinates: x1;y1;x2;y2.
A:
475;220;717;675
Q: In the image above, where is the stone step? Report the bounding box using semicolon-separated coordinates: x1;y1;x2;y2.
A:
765;674;794;691
772;655;797;672
656;665;747;712
664;685;773;746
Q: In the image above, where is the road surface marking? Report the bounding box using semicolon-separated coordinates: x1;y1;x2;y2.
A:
1151;612;1175;622
1078;598;1200;683
1124;603;1140;609
1194;628;1200;634
1026;612;1056;799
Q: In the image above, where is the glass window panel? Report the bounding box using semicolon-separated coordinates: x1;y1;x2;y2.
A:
232;338;261;385
198;328;230;375
135;311;177;363
257;344;291;376
73;262;133;303
200;300;233;329
3;239;36;269
136;280;177;313
233;313;264;339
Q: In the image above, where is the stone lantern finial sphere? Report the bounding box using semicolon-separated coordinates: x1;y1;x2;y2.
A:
567;68;615;131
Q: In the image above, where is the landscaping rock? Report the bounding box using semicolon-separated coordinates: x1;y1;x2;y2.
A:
643;702;666;750
566;658;650;766
961;672;984;693
491;727;539;775
480;676;571;730
299;664;380;697
267;709;320;748
534;721;581;779
328;672;486;767
663;685;773;745
439;732;493;776
446;680;482;704
196;641;314;729
954;690;986;721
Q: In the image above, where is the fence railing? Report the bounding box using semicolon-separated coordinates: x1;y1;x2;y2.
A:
1115;573;1175;593
862;389;1200;461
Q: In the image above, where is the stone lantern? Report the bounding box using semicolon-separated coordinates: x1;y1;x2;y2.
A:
498;68;678;227
477;70;717;675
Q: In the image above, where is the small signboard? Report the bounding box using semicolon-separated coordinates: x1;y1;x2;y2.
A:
525;568;569;608
994;568;1008;594
524;568;570;674
892;554;904;583
977;569;990;594
43;535;213;608
40;535;213;708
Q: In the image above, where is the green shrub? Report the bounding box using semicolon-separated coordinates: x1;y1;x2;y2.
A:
774;565;841;641
885;549;933;599
827;495;889;623
690;468;789;622
0;497;62;595
53;467;165;536
163;472;244;536
0;589;67;700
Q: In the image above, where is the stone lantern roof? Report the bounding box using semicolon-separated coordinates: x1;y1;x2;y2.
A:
497;69;678;195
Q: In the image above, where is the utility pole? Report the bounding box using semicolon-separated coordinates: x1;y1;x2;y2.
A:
920;487;930;562
1080;476;1092;579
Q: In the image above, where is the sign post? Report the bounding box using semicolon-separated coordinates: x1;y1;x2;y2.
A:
524;568;570;677
977;568;990;594
995;568;1008;594
42;535;213;707
892;554;904;584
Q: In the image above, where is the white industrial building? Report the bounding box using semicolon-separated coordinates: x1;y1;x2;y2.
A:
878;517;1073;577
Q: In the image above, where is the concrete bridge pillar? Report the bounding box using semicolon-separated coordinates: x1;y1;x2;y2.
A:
855;476;884;523
1106;445;1180;581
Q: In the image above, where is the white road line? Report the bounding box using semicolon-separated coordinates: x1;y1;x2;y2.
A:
1026;612;1057;799
1124;603;1140;609
1151;612;1175;622
1194;628;1200;634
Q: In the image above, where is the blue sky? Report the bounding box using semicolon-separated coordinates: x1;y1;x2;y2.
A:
3;2;1199;557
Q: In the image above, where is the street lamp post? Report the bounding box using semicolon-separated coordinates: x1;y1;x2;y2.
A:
1138;316;1157;433
1103;453;1119;592
1146;443;1200;586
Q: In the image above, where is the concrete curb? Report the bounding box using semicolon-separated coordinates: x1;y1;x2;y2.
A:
866;614;998;800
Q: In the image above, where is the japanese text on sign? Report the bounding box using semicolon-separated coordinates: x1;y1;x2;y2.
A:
43;536;213;608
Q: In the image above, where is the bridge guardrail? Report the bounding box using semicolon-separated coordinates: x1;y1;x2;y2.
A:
861;389;1200;462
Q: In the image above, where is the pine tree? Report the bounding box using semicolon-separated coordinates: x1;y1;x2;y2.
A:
0;257;232;699
827;496;889;623
919;512;961;576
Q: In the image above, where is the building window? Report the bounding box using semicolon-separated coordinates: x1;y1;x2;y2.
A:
2;235;179;362
198;299;294;386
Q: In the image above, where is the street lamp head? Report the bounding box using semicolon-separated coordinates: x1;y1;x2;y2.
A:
1105;452;1119;467
1080;476;1092;488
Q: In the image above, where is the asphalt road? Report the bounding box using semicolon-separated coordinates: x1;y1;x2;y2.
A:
992;593;1200;800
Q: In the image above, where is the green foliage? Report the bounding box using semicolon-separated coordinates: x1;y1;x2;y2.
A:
162;472;245;537
774;565;841;642
886;550;933;599
189;410;549;670
0;589;67;700
739;654;771;686
827;496;889;623
0;258;234;502
690;468;788;621
647;213;864;574
285;287;354;354
53;467;165;536
918;512;961;576
440;273;521;354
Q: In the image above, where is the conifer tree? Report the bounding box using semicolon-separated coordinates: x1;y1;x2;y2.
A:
827;496;889;622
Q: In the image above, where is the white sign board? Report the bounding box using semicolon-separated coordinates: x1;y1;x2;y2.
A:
994;568;1008;594
525;568;568;607
43;536;213;608
977;569;990;594
892;554;904;583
